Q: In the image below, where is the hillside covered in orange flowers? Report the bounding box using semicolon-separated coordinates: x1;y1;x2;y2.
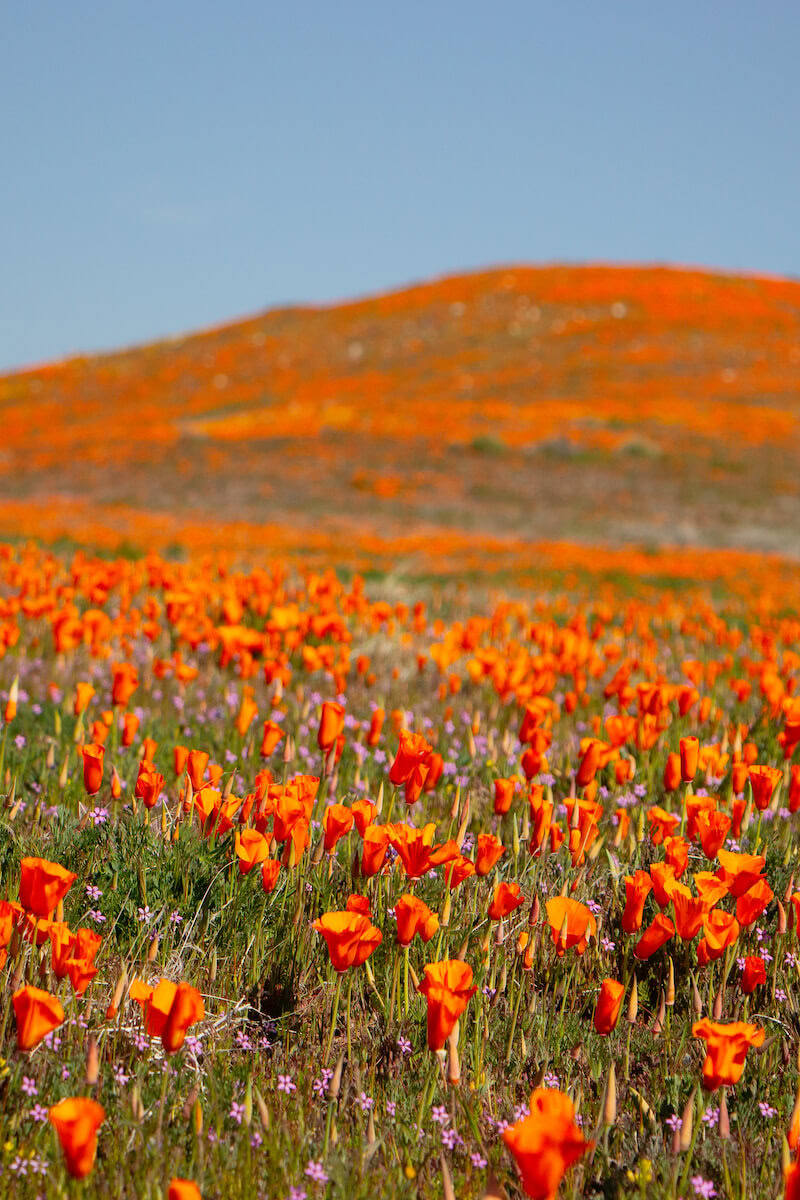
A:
2;263;800;581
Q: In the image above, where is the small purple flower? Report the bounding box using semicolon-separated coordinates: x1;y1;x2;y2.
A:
230;1101;246;1124
304;1161;328;1183
277;1074;296;1094
21;1076;37;1097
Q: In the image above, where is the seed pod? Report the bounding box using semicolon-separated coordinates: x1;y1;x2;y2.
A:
718;1089;730;1139
627;976;638;1024
713;988;723;1019
366;1109;376;1144
441;1154;456;1200
679;1088;695;1152
666;957;675;1007
691;973;703;1017
86;1036;100;1086
328;1053;345;1100
447;1033;461;1087
602;1062;617;1126
254;1086;271;1131
147;936;160;963
652;989;665;1036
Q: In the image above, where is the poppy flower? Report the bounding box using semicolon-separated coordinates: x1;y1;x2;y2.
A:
633;913;674;959
389;822;438;878
621;870;653;933
13;985;65;1050
494;778;516;814
664;835;689;877
313;911;382;972
19;857;77;919
323;803;354;852
545;897;596;956
366;707;385;746
503;1087;592;1199
395;894;439;945
736;878;774;927
649;862;681;909
169;1182;202;1200
700;909;740;961
260;720;284;757
317;701;345;752
422;752;444;792
663;752;682;792
235;829;271;874
475;833;506;876
48;1097;105;1178
593;978;625;1035
345;894;371;916
81;743;105;796
417;960;477;1050
173;745;189;776
647;807;680;846
716;849;766;898
111;662;139;707
389;730;433;786
236;693;258;737
488;881;524;921
131;978;205;1053
444;855;476;889
695;810;731;860
748;765;782;811
186;749;209;790
679;736;699;782
693;872;730;908
740;955;766;994
575;740;600;788
692;1019;764;1090
261;859;281;893
351;797;377;836
672;890;706;941
73;681;95;716
135;761;164;809
121;712;140;747
361;824;392;877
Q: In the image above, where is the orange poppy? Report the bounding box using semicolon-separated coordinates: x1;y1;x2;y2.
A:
740;955;766;994
81;742;105;796
169;1181;202;1200
260;720;284;757
488;881;524;920
323;803;354;852
417;960;477;1050
503;1087;592;1199
748;764;782;811
13;985;65;1050
131;978;205;1053
19;857;77;919
679;736;699;782
395;894;439;945
186;748;209;790
475;832;506;876
389;729;433;786
545;897;596;956
621;870;653;933
261;859;281;893
692;1019;764;1090
633;913;674;959
317;701;345;752
593;978;625;1035
313;911;382;972
49;1097;105;1178
235;829;271;874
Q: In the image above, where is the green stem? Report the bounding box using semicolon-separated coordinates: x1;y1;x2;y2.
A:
325;972;343;1064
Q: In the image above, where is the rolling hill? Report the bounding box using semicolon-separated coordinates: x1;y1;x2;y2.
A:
2;263;800;582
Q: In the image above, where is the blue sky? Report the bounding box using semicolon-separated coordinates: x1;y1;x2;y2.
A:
2;2;798;369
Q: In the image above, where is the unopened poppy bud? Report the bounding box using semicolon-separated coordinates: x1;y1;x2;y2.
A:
328;1053;344;1100
86;1036;100;1086
602;1062;617;1126
254;1085;270;1131
679;1089;695;1152
440;1154;456;1200
718;1089;730;1139
666;957;675;1007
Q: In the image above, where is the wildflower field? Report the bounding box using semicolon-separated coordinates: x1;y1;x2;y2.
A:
2;266;800;1199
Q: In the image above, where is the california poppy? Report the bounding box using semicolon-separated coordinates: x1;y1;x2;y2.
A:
19;857;77;919
417;959;477;1050
633;913;674;959
317;701;345;752
475;832;506;876
748;764;782;811
111;662;138;707
260;720;284;757
503;1087;592;1199
313;911;382;972
389;729;433;786
494;778;516;814
700;908;739;961
131;978;205;1053
235;829;271;874
261;859;281;893
49;1097;105;1178
323;803;354;852
621;870;653;933
692;1019;764;1089
545;897;596;956
395;894;439;945
169;1182;203;1200
679;736;699;782
593;978;625;1035
14;985;65;1050
740;955;766;994
186;749;209;791
488;881;525;920
82;742;105;796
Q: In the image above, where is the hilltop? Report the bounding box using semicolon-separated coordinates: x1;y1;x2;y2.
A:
2;263;800;580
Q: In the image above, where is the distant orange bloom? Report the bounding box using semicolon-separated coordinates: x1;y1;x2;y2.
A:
494;778;516;814
261;859;281;893
417;959;477;1050
73;681;95;716
503;1087;592;1199
323;803;354;852
663;752;682;792
260;720;284;757
647;806;680;845
317;701;345;752
169;1181;202;1200
121;712;140;747
186;749;209;790
131;978;205;1053
49;1097;105;1178
692;1018;764;1090
111;662;138;707
679;736;699;782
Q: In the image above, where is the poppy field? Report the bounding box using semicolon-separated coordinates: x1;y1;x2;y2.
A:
0;539;799;1200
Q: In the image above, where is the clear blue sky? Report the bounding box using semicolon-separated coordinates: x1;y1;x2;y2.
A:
2;2;798;370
